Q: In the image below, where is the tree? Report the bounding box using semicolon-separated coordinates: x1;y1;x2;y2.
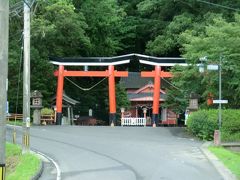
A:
182;14;240;108
78;0;125;56
146;13;194;56
165;14;240;112
139;0;240;56
31;0;91;57
8;0;240;115
30;0;91;105
162;65;203;114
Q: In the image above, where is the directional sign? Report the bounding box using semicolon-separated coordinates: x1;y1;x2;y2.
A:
207;65;219;71
6;101;9;114
213;100;228;104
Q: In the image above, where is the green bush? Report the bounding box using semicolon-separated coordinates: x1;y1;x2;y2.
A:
41;108;54;115
187;109;240;142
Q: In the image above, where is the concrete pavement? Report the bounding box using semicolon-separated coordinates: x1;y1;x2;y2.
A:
7;126;223;180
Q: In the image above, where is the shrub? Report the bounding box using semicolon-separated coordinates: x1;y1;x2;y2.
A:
187;110;218;140
187;109;240;142
41;108;54;115
221;110;240;142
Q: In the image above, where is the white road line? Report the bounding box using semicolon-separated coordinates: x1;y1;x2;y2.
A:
33;150;61;180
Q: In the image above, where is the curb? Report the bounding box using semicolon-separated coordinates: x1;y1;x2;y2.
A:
34;150;61;180
31;158;44;180
200;142;237;180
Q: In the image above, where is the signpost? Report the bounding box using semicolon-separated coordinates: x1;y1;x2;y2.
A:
213;100;228;104
199;56;224;145
213;98;228;145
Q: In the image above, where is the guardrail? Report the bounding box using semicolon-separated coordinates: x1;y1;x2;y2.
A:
7;113;23;121
121;117;146;126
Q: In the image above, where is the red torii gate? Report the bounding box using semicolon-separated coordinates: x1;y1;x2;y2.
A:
141;66;172;126
50;54;186;126
139;56;186;126
51;56;130;126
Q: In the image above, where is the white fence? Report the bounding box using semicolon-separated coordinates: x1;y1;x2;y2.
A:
121;117;146;126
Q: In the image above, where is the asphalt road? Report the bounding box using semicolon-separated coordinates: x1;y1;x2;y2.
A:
7;126;223;180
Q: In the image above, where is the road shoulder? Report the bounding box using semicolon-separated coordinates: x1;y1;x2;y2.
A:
201;142;237;180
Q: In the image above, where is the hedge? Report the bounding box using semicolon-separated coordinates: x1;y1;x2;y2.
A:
187;109;240;142
41;108;54;115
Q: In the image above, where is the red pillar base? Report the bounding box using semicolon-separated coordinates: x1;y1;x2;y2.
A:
152;114;159;126
109;113;116;126
56;112;62;125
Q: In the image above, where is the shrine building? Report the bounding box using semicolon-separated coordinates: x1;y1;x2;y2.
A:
120;72;178;125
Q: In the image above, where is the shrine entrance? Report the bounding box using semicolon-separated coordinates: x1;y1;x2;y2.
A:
50;54;186;126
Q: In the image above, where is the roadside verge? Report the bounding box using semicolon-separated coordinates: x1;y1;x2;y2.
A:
201;142;237;180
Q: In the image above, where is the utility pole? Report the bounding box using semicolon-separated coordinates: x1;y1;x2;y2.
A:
22;0;31;153
218;56;222;144
0;1;9;180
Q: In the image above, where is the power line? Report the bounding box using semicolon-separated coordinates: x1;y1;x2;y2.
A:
10;0;37;17
161;78;183;92
196;0;240;12
10;1;23;17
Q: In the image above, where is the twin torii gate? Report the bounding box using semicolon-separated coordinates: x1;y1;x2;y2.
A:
50;54;186;126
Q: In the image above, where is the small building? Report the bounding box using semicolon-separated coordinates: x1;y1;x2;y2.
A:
120;72;178;125
52;92;79;125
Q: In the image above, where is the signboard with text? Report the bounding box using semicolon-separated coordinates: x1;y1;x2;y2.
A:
213;100;228;104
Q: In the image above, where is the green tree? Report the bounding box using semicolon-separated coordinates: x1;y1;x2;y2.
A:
79;0;125;56
146;13;194;56
182;14;240;108
31;0;91;57
29;0;92;106
162;65;204;114
165;14;240;111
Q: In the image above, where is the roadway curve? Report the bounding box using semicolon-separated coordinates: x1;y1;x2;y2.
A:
7;126;223;180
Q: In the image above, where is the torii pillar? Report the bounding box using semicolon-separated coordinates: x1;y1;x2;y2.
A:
108;65;117;126
141;66;172;126
54;65;128;126
56;65;64;125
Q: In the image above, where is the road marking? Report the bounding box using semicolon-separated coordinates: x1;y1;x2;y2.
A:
33;150;61;180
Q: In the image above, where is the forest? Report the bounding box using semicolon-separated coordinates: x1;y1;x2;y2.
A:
8;0;240;121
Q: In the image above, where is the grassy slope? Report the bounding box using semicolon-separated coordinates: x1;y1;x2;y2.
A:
6;143;41;180
209;146;240;179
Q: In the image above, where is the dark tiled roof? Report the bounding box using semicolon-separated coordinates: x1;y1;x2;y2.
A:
50;53;186;65
120;72;168;89
128;92;166;100
120;72;153;89
52;92;79;105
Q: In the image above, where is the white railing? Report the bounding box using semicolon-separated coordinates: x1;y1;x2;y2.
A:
121;117;146;126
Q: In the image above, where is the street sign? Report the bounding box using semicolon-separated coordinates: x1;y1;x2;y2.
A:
213;100;228;104
207;64;219;71
6;101;8;114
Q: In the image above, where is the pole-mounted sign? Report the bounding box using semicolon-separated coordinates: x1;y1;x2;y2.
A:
213;100;228;104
